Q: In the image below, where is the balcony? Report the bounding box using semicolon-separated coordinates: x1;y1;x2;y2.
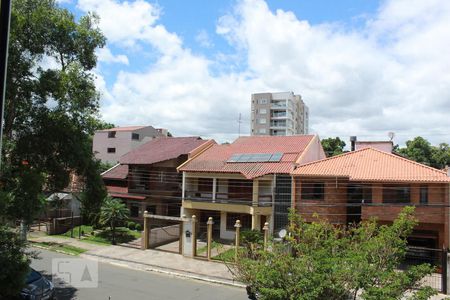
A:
184;191;272;207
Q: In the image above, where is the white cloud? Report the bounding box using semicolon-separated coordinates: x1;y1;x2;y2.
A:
96;47;129;65
89;0;450;145
77;0;182;55
195;29;214;48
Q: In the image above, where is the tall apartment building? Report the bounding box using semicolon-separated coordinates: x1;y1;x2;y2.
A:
251;92;309;136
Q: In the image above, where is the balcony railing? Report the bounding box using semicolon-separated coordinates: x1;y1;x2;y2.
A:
184;191;272;207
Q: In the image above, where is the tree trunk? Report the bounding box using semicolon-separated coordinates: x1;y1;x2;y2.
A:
111;221;116;245
20;219;27;241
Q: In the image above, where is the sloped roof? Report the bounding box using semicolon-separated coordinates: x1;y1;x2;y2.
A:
292;147;450;183
120;137;210;165
101;164;128;180
179;135;315;179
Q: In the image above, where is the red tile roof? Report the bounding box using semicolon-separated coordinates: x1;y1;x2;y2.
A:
293;147;450;183
179;135;315;179
101;164;128;180
120;137;211;165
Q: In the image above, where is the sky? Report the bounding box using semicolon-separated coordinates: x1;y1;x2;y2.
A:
58;0;450;146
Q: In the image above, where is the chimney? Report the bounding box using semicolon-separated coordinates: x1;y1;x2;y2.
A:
350;136;357;151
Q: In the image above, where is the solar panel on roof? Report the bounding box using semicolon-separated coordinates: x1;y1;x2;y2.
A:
227;152;284;163
269;152;283;162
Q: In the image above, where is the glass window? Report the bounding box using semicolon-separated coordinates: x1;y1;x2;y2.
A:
383;185;410;203
131;133;139;140
107;147;116;153
258;118;266;124
301;182;324;200
108;131;116;138
145;205;156;214
257;99;268;104
420;186;428;204
258;128;266;134
259;108;267;114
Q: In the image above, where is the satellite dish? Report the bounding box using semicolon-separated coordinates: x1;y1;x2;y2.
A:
278;229;287;238
388;132;395;141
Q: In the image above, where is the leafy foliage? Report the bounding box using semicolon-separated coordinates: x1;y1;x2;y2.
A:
0;0;107;226
0;226;33;298
396;137;450;169
321;137;346;157
231;207;437;300
99;197;130;245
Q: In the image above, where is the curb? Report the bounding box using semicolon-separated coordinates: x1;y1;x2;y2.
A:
30;243;81;256
81;252;246;288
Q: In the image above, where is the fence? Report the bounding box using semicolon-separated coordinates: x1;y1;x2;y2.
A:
404;246;448;294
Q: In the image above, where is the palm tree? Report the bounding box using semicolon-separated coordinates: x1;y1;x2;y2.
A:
99;197;129;245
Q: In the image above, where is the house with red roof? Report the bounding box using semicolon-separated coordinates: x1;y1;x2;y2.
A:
177;135;325;240
102;137;215;223
292;147;450;248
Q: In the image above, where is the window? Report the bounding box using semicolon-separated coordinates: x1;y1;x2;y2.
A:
145;205;156;215
257;99;268;104
107;147;116;153
130;205;139;218
383;185;410;203
258;108;267;114
108;131;116;138
301;182;324;200
131;133;140;140
258;128;266;134
258;118;266;124
198;178;213;192
226;213;251;231
420;186;428;204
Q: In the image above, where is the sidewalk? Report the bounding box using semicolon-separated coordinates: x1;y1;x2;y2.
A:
28;234;243;287
82;245;243;287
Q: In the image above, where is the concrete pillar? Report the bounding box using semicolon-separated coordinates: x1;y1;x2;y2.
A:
142;211;149;250
192;215;197;257
182;172;186;200
251;214;260;230
234;220;242;262
252;180;259;206
263;222;269;251
212;178;217;202
207;217;214;260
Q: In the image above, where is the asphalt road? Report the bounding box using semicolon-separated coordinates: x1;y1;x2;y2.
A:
31;247;248;300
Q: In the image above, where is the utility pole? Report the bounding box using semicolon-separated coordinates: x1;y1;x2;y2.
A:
238;113;242;137
0;0;12;169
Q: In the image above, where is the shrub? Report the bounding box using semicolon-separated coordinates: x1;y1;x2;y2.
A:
127;222;136;230
135;224;142;231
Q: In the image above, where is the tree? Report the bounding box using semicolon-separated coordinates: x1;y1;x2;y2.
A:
99;197;129;245
231;207;436;300
396;137;450;169
0;226;33;298
321;137;346;157
0;0;106;228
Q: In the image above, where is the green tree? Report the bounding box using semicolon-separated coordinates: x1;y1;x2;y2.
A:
0;0;106;228
232;207;436;300
397;137;433;166
99;197;130;245
396;137;450;169
0;226;33;298
321;137;346;157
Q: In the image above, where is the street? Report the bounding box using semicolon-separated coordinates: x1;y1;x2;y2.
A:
31;248;247;300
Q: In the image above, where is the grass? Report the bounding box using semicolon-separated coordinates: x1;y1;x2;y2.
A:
213;248;235;263
57;225;141;245
32;241;87;256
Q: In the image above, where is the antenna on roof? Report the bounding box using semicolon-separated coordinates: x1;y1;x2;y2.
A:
388;132;395;141
238;113;242;137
